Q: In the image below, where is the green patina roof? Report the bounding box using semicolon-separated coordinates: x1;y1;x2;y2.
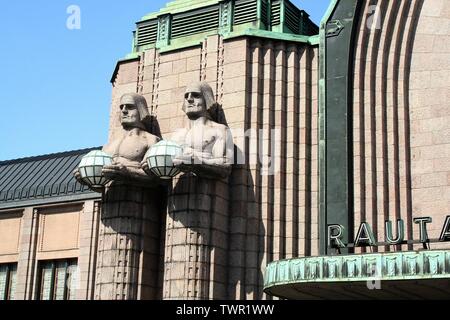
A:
130;0;319;54
141;0;222;21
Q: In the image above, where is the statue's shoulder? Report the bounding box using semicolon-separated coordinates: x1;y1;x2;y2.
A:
142;131;160;146
209;120;228;131
171;128;189;144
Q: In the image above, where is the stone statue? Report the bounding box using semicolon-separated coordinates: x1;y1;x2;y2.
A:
75;93;160;187
163;82;233;299
74;93;164;300
171;82;233;179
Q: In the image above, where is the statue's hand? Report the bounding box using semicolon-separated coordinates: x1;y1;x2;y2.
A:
102;164;127;180
193;150;212;161
174;149;214;167
182;147;194;158
141;159;150;173
174;147;194;166
73;169;83;184
185;146;194;153
173;157;188;167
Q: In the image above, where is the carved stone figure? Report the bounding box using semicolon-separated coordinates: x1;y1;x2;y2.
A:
75;93;160;187
74;93;163;300
104;93;160;183
163;82;233;299
172;81;233;179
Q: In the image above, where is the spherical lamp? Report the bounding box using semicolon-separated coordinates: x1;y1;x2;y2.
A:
145;140;183;179
77;150;113;188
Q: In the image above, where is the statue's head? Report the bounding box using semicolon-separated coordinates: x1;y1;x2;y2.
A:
183;82;216;120
119;93;151;131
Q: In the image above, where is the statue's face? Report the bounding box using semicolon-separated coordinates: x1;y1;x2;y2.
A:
184;84;207;118
120;95;141;128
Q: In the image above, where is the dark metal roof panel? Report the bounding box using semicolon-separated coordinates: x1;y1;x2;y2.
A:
0;147;102;207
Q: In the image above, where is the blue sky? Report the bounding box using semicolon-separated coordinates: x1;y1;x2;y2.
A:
0;0;329;161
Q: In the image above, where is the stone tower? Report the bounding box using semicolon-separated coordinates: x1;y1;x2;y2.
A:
106;0;319;299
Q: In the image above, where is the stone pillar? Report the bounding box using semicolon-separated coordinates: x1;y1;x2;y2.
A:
14;208;39;300
94;183;163;300
163;174;229;300
76;201;100;300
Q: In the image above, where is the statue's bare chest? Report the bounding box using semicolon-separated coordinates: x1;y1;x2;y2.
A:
185;126;217;150
111;134;148;162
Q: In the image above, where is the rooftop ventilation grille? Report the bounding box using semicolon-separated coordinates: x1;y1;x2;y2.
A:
260;0;269;27
271;1;281;26
171;6;219;39
285;1;300;33
234;0;258;25
137;20;158;47
301;15;320;35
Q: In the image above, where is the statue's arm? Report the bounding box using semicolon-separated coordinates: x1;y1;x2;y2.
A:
176;127;232;179
104;134;162;186
140;135;162;175
102;136;118;155
202;127;233;166
102;162;160;186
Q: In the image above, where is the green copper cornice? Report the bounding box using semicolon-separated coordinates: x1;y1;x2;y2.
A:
224;28;315;44
308;34;319;46
141;0;222;21
127;27;317;57
264;250;450;299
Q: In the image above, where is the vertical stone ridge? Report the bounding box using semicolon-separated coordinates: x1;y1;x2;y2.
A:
260;40;274;300
273;42;287;262
310;47;319;257
301;46;314;257
366;0;389;253
242;39;263;300
352;0;425;251
216;36;225;105
381;0;401;252
286;43;300;259
403;0;425;250
200;38;208;81
137;52;145;94
353;0;370;254
151;51;161;115
391;0;412;251
376;1;399;251
82;201;101;300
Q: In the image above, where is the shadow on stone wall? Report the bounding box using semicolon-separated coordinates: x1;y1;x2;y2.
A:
165;104;265;299
97;183;166;300
227;158;265;299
